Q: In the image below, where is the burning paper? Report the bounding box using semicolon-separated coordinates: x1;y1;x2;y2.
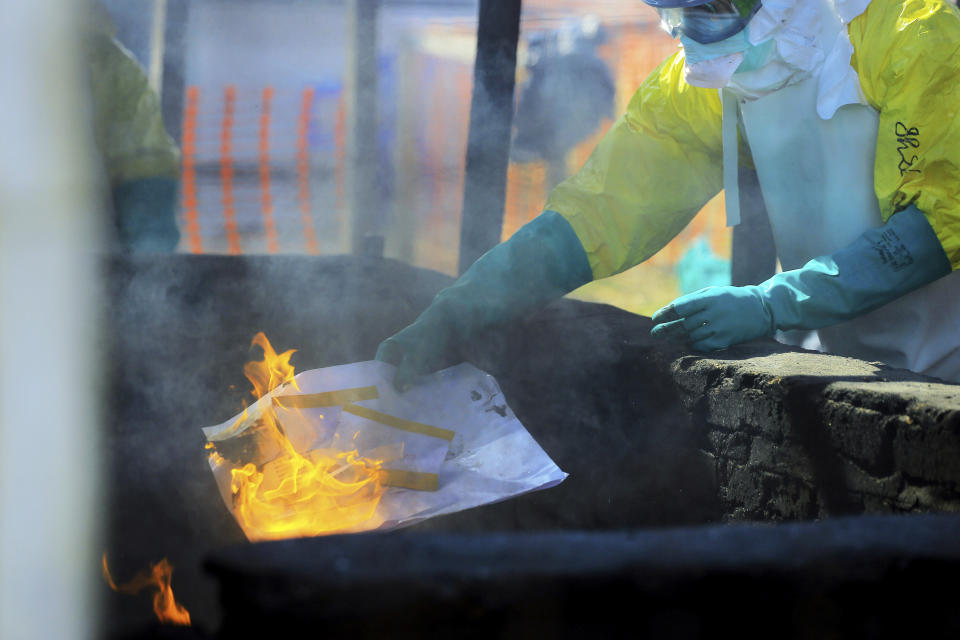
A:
202;334;566;541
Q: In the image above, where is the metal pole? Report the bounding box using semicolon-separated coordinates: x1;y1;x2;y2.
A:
457;0;523;275
0;1;102;639
346;0;383;257
160;0;188;143
148;0;167;97
389;40;419;264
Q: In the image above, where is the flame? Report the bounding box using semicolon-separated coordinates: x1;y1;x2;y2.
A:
245;331;298;398
213;332;386;541
102;553;191;626
205;441;226;466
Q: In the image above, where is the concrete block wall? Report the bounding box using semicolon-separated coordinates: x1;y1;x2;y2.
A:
461;298;960;529
669;347;960;521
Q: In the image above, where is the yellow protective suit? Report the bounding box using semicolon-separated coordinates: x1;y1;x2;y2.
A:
546;0;960;280
85;7;181;250
86;17;179;187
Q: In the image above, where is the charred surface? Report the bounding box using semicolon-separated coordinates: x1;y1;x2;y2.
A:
104;254;711;634
208;514;960;639
104;254;453;635
104;254;960;637
425;299;721;531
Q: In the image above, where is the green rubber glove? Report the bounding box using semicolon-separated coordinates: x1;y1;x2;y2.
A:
376;210;593;390
650;205;952;351
112;177;180;252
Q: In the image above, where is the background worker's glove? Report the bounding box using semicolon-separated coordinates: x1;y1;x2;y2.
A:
376;210;593;391
650;205;952;351
112;177;181;252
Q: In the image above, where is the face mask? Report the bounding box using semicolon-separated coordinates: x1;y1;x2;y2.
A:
735;38;776;74
683;52;745;88
680;29;750;65
682;28;778;89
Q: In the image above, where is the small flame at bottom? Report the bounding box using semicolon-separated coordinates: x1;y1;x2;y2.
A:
102;553;192;626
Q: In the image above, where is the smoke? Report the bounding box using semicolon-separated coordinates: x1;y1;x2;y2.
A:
98;0;720;633
103;249;458;632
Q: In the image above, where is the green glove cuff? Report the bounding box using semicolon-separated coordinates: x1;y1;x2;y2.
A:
429;210;592;339
375;210;592;385
762;205;952;331
112;177;180;252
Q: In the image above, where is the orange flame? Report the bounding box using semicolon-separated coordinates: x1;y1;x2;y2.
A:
102;553;191;626
214;332;386;541
244;332;298;399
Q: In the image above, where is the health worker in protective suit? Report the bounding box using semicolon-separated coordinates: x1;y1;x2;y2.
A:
377;0;960;387
86;3;181;251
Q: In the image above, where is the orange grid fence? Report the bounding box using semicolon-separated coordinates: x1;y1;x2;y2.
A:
178;84;342;254
258;86;279;253
176;16;727;271
296;87;320;254
219;85;242;255
180;86;203;254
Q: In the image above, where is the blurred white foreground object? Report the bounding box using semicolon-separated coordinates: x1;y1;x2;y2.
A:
0;1;102;639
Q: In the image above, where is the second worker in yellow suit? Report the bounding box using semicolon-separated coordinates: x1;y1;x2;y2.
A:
378;0;960;386
86;4;181;251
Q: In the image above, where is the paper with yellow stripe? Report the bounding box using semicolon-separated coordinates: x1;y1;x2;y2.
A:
202;360;566;537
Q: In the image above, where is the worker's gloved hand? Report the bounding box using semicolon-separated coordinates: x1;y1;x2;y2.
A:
650;285;773;351
376;210;593;391
373;300;463;390
112;177;181;252
651;205;952;351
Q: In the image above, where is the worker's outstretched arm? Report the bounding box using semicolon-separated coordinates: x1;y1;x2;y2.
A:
376;211;592;390
650;205;952;350
379;52;725;390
